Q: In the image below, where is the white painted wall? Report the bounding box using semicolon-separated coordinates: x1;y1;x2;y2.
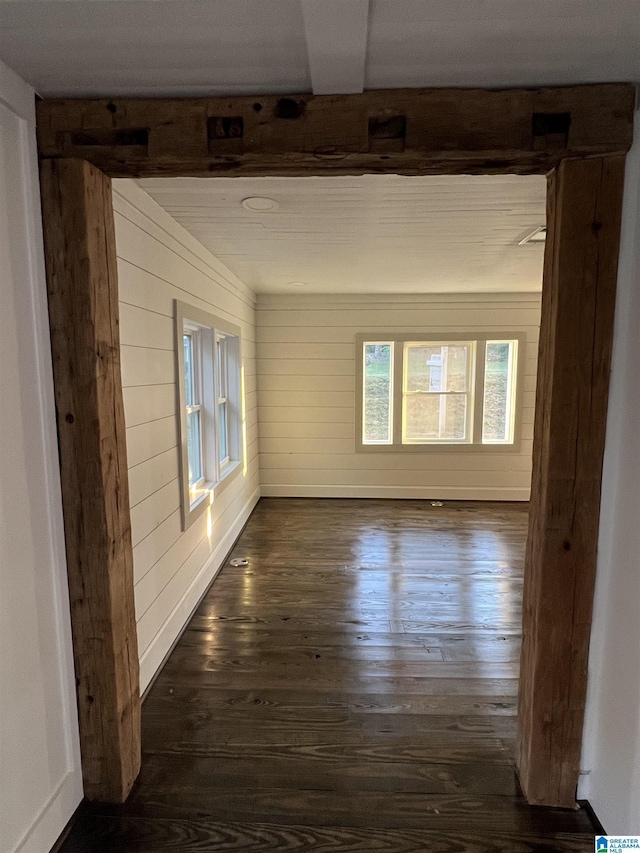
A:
579;107;640;832
257;292;540;500
113;181;260;693
0;60;82;853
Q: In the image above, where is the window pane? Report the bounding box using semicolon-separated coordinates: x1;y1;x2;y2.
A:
186;409;202;485
218;401;228;462
405;394;468;441
217;337;226;397
363;343;393;443
483;341;517;443
183;334;194;406
406;344;470;393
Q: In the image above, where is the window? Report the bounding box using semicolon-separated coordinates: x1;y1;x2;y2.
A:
357;332;524;451
176;301;242;529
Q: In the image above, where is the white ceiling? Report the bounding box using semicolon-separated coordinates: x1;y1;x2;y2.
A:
137;174;546;294
0;0;638;98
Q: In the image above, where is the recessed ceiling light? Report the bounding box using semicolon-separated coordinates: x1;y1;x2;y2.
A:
519;226;546;245
289;281;306;287
241;196;279;211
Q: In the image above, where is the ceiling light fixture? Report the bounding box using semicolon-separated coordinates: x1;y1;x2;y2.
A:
519;226;546;245
289;281;306;287
241;196;279;211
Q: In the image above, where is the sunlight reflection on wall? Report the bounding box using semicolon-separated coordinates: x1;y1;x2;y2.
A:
241;364;248;477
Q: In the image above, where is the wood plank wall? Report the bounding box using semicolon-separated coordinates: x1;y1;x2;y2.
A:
257;293;542;500
112;180;260;692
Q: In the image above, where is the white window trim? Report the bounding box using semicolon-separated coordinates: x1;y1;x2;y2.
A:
355;331;527;453
175;300;242;530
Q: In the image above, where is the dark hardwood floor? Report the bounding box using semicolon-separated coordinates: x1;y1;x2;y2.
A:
59;498;599;852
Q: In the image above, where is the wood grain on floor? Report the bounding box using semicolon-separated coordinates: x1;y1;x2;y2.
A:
59;498;599;852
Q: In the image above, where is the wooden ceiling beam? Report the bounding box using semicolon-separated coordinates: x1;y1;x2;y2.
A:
36;84;635;178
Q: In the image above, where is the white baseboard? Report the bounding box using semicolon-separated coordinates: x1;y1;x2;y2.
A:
261;485;530;501
577;771;591;800
13;770;83;853
138;486;261;692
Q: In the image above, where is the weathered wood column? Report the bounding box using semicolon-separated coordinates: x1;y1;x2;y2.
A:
517;155;626;807
39;158;140;802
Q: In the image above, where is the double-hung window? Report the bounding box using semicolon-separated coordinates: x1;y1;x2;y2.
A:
176;301;242;529
403;340;474;443
357;332;524;451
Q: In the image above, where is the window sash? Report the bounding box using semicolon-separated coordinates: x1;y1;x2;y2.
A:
217;334;228;399
216;334;231;466
402;392;473;444
183;329;205;494
186;408;204;489
183;333;195;406
401;340;475;444
361;341;394;445
482;339;519;444
218;400;229;465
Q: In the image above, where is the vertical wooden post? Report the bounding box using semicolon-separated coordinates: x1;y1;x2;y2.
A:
39;158;140;802
517;156;626;807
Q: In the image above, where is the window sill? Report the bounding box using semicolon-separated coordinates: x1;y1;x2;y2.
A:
357;441;522;454
181;461;242;530
183;483;214;530
214;459;242;497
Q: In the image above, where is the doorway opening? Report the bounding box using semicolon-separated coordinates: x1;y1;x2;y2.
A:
37;83;630;814
113;171;545;703
55;173;607;850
